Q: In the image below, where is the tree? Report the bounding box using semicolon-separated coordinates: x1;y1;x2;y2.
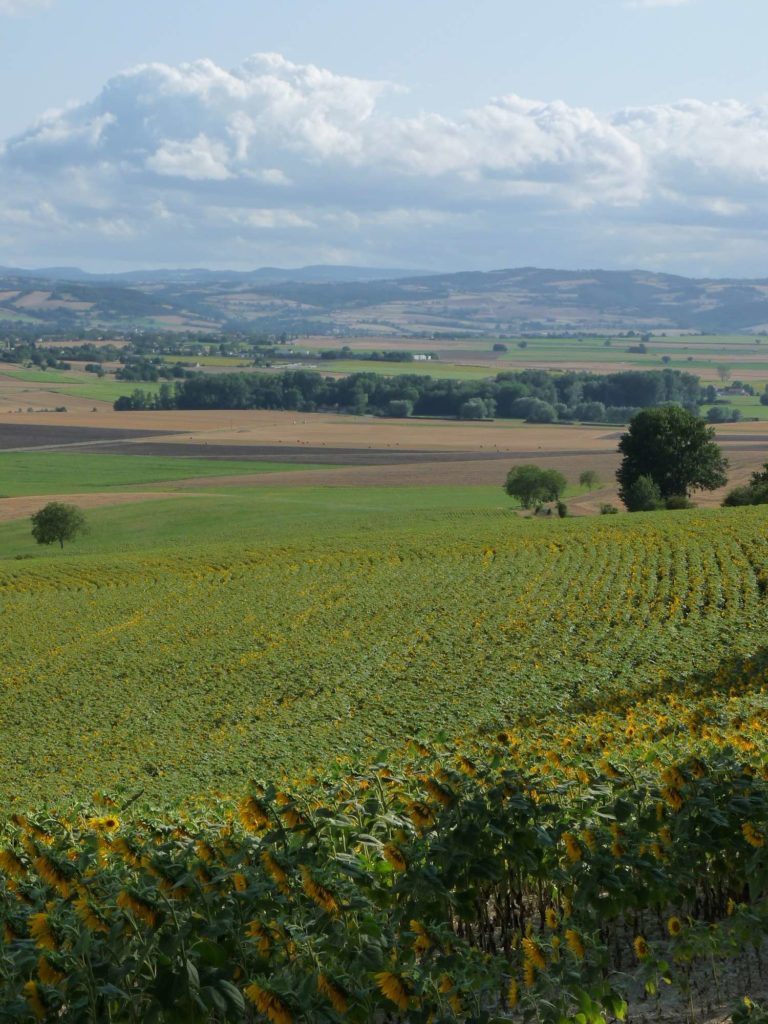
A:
503;465;567;509
459;397;494;420
716;364;733;383
31;502;87;549
722;463;768;507
623;474;662;512
617;406;728;507
523;398;557;423
579;470;601;491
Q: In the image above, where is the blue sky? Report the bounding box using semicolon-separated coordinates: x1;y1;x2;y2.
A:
1;0;767;274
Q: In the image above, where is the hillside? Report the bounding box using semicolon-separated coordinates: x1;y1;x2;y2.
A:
4;265;768;334
2;500;768;1022
2;504;767;810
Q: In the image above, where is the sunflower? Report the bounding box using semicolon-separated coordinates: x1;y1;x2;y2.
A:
73;895;108;934
244;982;292;1024
239;795;271;832
565;929;585;959
261;851;290;895
667;916;683;937
116;890;157;928
86;816;120;832
633;935;650;960
374;971;411;1011
23;981;47;1022
32;855;71;898
29;913;57;952
300;865;338;914
410;919;432;953
522;937;546;970
545;908;559;930
742;822;765;848
0;849;26;879
37;955;65;986
507;977;519;1007
246;920;272;956
382;843;407;872
562;832;582;862
317;974;348;1015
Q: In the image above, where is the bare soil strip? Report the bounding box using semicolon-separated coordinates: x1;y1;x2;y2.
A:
0;491;205;523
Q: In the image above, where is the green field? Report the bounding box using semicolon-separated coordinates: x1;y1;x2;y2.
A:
0;451;325;498
1;496;767;812
302;358;495;379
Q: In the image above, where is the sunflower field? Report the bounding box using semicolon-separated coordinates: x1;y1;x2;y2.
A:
1;507;768;811
1;505;768;1019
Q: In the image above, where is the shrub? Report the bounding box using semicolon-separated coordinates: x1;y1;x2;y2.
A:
623;475;663;512
664;495;695;510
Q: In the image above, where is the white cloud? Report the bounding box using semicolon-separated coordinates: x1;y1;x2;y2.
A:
0;0;52;13
2;51;768;274
626;0;691;8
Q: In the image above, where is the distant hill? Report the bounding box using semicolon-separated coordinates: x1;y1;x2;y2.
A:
2;264;768;334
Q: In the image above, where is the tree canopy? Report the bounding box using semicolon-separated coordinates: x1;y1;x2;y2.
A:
616;406;728;507
30;502;87;549
503;465;567;509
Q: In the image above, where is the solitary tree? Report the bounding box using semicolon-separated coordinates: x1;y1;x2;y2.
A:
579;470;601;491
31;502;87;549
504;465;567;509
616;406;728;508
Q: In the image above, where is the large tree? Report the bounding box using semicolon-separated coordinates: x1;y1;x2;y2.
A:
30;502;87;549
617;406;728;506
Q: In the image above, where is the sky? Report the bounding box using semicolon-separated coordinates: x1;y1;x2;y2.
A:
1;0;767;276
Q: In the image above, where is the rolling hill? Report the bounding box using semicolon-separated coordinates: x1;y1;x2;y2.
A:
3;264;768;334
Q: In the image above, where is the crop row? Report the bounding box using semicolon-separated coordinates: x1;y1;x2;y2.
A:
1;508;767;810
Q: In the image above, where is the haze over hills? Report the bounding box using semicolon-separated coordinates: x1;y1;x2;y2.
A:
2;265;768;335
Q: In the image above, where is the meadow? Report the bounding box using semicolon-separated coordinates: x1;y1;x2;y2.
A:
0;452;327;498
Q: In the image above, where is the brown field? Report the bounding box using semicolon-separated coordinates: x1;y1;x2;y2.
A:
1;406;765;522
0;491;209;523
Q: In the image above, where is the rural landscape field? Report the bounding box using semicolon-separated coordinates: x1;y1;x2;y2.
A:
2;335;768;1021
5;1;768;1017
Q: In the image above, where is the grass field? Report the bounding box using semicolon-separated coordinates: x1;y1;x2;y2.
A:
0;451;328;498
0;484;515;556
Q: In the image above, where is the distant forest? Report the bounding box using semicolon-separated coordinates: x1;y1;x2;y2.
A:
114;367;711;424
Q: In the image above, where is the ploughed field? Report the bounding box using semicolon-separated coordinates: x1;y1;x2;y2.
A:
2;505;767;812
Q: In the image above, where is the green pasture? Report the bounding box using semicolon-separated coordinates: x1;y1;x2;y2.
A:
0;484;516;559
0;451;328;499
0;367;78;384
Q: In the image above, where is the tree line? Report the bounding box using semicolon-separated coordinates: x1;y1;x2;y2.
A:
114;367;706;423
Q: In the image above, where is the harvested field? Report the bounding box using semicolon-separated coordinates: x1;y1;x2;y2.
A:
0;490;204;522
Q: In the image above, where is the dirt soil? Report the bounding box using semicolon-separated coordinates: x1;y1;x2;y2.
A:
0;491;205;523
